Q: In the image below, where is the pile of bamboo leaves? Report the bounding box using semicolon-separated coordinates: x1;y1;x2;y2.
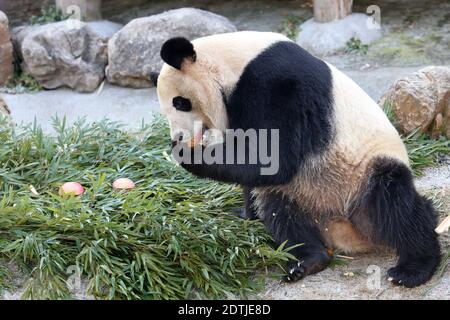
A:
0;115;292;299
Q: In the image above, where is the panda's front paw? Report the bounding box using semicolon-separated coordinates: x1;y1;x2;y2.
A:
174;143;206;176
232;207;249;219
283;250;331;283
284;261;308;282
231;207;258;220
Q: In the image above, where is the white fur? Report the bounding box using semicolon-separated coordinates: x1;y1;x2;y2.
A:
327;63;409;166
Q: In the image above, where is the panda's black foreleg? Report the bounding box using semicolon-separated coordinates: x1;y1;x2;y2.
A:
172;133;300;187
242;186;258;220
351;158;441;288
232;187;258;220
259;191;331;282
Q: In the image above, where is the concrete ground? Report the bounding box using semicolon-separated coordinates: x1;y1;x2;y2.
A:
257;251;450;300
2;84;158;135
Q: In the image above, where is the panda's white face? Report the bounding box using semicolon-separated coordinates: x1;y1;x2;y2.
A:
156;56;228;146
156;32;290;145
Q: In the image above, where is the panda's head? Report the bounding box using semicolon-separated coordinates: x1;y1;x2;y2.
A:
154;37;229;146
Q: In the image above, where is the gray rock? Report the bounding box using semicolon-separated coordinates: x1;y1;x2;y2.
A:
379;66;450;139
0;11;13;86
13;21;108;93
296;13;381;56
106;8;237;88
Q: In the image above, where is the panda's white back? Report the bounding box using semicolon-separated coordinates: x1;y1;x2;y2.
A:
326;63;409;166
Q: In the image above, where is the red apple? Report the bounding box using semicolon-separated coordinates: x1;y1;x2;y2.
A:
113;178;136;190
59;182;84;196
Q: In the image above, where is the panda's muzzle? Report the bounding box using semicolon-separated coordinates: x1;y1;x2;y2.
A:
171;125;209;148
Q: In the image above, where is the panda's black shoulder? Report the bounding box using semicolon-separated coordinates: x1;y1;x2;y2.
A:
226;40;334;161
254;40;332;83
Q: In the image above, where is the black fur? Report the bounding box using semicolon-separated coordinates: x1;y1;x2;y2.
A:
150;72;159;87
178;41;334;186
226;41;334;165
172;96;192;112
232;187;258;220
259;192;331;281
351;157;441;288
160;37;196;70
242;187;258;220
243;187;258;220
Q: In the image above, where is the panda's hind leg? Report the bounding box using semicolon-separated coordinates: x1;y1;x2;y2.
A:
351;157;441;288
258;191;332;282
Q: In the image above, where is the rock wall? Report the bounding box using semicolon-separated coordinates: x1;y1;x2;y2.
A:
1;0;170;26
0;0;189;25
56;0;102;21
0;0;53;26
101;0;149;19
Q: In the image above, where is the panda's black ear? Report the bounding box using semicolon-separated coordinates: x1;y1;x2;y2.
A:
160;37;196;70
150;72;159;87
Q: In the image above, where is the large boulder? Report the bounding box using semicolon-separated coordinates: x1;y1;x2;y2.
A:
13;21;108;92
379;66;450;138
106;8;237;88
0;11;13;86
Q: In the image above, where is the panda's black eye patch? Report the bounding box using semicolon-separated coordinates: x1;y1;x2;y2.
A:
172;96;192;112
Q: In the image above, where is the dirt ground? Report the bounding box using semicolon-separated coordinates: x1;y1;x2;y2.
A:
257;251;450;300
1;0;449;300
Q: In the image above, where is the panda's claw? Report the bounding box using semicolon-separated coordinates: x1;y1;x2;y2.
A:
283;251;331;283
283;263;307;283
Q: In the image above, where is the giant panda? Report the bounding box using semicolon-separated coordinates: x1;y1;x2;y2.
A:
152;31;441;288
